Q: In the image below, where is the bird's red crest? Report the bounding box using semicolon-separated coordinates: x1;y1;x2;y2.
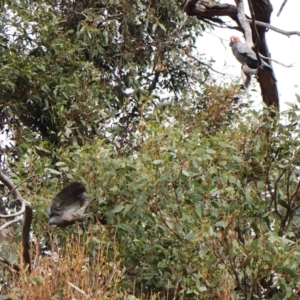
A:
229;36;241;46
230;35;241;43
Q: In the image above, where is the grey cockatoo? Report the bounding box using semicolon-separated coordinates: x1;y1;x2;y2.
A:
229;36;272;70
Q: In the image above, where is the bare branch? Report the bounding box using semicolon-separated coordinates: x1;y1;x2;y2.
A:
260;54;294;68
234;0;253;47
0;216;21;230
67;281;87;296
203;19;300;38
22;205;32;271
0;175;39;200
0;171;32;209
0;169;32;272
246;19;300;37
182;0;289;111
188;54;239;78
277;0;289;17
183;1;300;37
0;203;26;218
250;0;279;112
248;0;262;67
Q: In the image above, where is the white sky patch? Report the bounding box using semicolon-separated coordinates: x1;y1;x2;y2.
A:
196;0;299;111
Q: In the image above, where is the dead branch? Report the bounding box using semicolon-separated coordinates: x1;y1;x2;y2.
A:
0;204;25;219
0;170;32;272
247;0;262;67
260;54;293;68
67;281;87;296
0;216;21;229
250;0;279;112
188;53;239;78
277;0;288;17
235;0;253;47
246;19;300;37
22;205;32;271
0;175;39;200
182;0;280;112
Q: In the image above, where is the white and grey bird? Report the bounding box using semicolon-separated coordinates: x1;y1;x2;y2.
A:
229;36;272;70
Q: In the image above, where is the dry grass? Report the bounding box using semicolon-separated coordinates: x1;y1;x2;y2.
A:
2;226;237;300
2;224;175;300
4;226;128;299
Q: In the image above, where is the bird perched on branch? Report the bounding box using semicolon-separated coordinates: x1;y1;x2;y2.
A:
229;36;272;70
47;182;91;227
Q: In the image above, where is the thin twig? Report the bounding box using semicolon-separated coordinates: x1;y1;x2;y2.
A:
277;0;288;17
0;174;39;199
0;216;22;230
0;202;25;218
67;281;87;296
0;171;32;208
200;14;300;37
259;54;293;68
188;54;239;78
246;19;300;37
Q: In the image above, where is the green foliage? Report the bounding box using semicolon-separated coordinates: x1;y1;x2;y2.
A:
2;0;300;299
0;0;207;147
3;101;300;299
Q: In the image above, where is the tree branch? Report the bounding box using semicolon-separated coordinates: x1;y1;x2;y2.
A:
0;204;25;219
182;0;280;112
188;54;239;78
0;170;32;272
246;19;300;37
260;54;293;68
235;0;253;47
277;0;288;17
248;0;262;67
